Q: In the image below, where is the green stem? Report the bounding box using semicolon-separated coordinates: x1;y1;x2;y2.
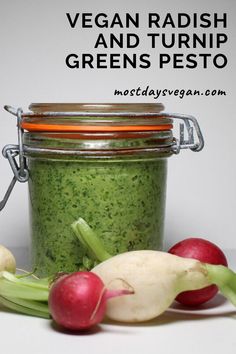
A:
0;295;50;319
205;264;236;306
8;297;49;314
1;271;50;290
0;278;49;301
71;218;112;263
0;271;50;317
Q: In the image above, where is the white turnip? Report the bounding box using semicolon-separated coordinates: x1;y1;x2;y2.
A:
92;250;236;322
73;218;236;323
0;245;16;273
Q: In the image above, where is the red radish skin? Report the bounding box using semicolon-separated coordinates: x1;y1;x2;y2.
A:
168;238;228;306
48;271;133;331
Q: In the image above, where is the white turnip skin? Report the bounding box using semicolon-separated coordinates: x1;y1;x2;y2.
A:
74;218;236;322
168;238;228;306
0;245;16;273
92;250;210;322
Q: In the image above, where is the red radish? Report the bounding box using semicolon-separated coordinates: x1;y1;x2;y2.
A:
48;271;133;331
168;238;228;306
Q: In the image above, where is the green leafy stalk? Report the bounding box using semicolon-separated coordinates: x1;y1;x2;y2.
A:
0;271;50;318
205;264;236;306
0;296;49;318
0;272;49;300
71;218;112;263
0;278;49;301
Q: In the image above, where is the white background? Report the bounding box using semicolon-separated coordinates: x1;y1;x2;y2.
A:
0;0;235;252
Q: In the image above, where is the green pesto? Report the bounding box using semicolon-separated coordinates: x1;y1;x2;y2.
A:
28;157;167;276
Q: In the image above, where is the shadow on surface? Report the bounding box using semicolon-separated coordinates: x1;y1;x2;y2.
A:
48;321;103;335
103;294;236;327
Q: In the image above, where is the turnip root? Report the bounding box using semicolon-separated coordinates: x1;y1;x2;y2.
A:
0;245;16;273
92;250;236;322
73;218;236;323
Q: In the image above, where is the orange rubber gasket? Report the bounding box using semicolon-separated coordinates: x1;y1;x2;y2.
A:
21;122;173;132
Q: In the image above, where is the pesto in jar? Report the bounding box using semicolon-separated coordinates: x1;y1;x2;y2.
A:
28;157;167;276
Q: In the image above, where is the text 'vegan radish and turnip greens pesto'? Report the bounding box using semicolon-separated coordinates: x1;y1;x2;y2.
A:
29;157;167;276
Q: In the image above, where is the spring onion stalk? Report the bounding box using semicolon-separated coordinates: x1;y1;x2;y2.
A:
72;218;236;311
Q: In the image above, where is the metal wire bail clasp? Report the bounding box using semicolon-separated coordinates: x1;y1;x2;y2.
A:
162;113;205;154
0;106;29;211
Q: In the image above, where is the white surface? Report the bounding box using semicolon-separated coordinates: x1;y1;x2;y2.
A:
0;248;235;354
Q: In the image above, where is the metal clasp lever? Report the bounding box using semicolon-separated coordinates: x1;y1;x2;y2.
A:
162;113;205;154
0;107;29;211
0;145;29;211
0;176;17;211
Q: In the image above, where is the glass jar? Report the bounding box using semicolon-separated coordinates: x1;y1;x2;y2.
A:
1;103;204;276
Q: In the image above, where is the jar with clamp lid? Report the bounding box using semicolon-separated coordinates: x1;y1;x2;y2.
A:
0;103;204;276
